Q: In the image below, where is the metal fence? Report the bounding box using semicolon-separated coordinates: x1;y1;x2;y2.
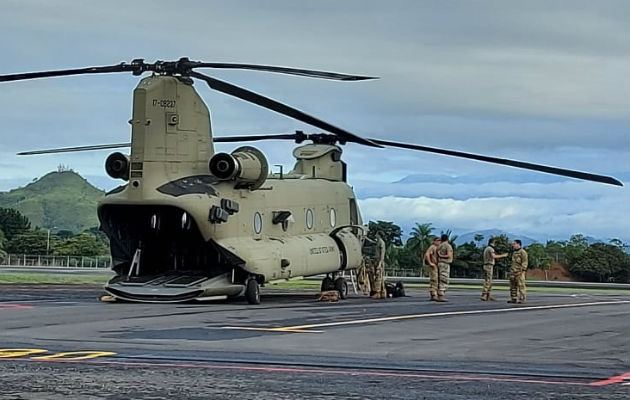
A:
386;269;423;277
2;254;112;269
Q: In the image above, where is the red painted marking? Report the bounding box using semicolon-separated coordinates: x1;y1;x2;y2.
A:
589;372;630;386
0;303;33;310
0;357;593;386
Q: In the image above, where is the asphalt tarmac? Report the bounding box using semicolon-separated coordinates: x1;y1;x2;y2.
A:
0;284;628;399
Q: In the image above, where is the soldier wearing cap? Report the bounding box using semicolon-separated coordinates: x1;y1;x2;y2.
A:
481;238;508;301
508;239;528;304
423;236;440;301
435;234;453;302
371;231;387;299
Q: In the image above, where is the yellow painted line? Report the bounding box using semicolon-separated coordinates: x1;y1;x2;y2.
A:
222;300;630;333
32;351;117;360
0;349;48;358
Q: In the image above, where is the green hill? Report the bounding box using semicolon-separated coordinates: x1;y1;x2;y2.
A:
0;171;104;234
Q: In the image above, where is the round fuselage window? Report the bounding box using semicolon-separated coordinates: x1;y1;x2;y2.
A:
306;209;314;229
254;212;263;234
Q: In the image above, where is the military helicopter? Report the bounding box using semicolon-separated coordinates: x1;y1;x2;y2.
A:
1;58;622;304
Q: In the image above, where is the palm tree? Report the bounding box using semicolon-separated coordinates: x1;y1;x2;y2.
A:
407;222;434;259
441;229;458;250
474;234;484;247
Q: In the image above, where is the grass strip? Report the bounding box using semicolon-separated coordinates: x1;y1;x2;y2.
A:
1;273;627;295
269;279;630;295
0;272;111;285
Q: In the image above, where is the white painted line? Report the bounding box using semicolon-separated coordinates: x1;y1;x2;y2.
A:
223;300;630;333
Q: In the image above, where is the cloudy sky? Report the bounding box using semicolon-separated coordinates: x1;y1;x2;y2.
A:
1;0;628;242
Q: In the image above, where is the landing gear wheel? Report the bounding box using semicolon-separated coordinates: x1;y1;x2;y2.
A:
245;279;261;305
334;277;348;299
321;276;334;292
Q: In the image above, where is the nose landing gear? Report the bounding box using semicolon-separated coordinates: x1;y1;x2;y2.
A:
245;278;261;305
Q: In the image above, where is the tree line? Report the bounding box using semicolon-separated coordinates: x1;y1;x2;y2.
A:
368;220;630;283
0;208;109;261
1;207;627;283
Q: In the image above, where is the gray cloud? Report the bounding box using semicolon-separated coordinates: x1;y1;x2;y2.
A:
1;0;628;241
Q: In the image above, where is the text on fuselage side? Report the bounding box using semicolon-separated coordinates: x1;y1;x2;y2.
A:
310;246;335;255
152;99;176;108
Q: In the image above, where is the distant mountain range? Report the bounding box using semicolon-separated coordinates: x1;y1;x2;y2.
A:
455;229;615;247
456;229;539;246
397;226;617;247
1;170;624;248
0;170;104;234
395;170;630;185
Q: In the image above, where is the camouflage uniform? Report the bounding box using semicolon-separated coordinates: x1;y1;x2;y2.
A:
372;236;386;299
436;241;453;299
423;244;439;299
357;259;371;295
509;248;528;303
481;245;495;299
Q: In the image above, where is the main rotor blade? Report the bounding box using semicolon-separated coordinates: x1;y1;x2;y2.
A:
369;139;622;186
1;59;377;83
15;134;303;155
190;71;382;148
214;134;299;143
15;132;306;155
0;64;132;82
190;63;377;81
17;143;131;155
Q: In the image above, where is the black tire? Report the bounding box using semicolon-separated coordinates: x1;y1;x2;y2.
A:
245;279;261;305
321;276;334;292
334;277;348;299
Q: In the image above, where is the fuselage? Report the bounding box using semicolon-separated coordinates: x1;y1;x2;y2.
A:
99;73;365;302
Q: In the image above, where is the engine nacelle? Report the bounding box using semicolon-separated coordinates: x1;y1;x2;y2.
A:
209;146;268;190
105;152;130;181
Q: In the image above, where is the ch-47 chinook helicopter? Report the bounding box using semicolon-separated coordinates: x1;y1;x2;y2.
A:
1;58;622;304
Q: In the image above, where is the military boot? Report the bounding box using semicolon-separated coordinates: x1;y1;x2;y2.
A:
487;295;496;301
430;293;438;301
370;291;382;299
480;293;488;301
507;299;517;303
435;295;448;302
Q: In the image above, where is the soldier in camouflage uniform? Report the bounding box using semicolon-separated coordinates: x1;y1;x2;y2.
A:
360;237;376;295
423;236;440;301
357;257;372;295
436;234;453;302
371;231;387;299
508;239;528;304
481;238;508;301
